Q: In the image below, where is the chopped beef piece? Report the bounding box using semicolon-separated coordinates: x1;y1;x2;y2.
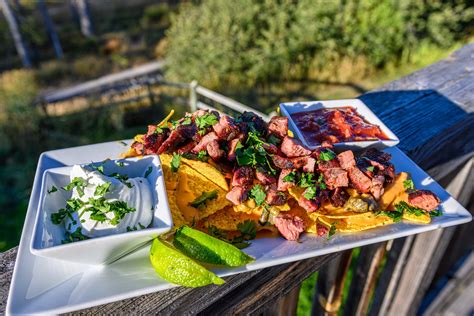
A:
191;109;208;118
176;141;196;154
321;141;334;148
323;168;349;189
206;140;224;160
381;164;395;184
337;150;356;170
192;132;219;153
231;166;254;187
213;115;240;141
262;142;279;154
316;223;329;237
265;189;287;206
268;116;288;139
348;166;372;193
227;138;241;162
302;157;316;173
370;175;385;200
131;141;144;155
281;136;312;158
147;125;157;135
226;186;248;205
255;168;276;184
157;124;197;154
317;159;341;172
408;190;440;211
364;148;391;164
144;133;166;155
237;111;267;134
272;155;295;169
297;195;320;212
330;188;349;207
274;214;305;241
278;169;296;191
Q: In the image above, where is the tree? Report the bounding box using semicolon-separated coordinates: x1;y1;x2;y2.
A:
0;0;31;67
71;0;93;38
38;0;63;59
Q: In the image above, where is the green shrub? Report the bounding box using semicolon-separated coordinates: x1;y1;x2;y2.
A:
165;0;474;88
0;69;39;155
72;55;107;79
141;3;171;28
37;60;71;85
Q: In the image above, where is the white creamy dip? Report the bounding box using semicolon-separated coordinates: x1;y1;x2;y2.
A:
65;165;153;238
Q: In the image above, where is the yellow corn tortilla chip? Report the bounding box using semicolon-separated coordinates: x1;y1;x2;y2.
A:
402;212;431;224
318;212;393;232
174;163;230;222
159;154;179;190
181;157;229;191
200;206;261;231
380;172;409;210
166;189;187;227
233;199;291;216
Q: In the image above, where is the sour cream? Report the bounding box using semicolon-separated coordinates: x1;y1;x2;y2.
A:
65;165;153;238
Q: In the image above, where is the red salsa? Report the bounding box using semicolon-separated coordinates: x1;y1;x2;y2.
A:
291;107;388;146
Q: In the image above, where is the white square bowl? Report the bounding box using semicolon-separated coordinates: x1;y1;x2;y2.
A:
30;155;173;265
280;99;399;151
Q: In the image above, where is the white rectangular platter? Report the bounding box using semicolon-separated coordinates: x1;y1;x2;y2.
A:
6;141;472;315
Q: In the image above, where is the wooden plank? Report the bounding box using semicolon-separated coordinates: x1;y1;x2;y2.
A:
311;250;353;316
263;285;301;316
343;243;387;316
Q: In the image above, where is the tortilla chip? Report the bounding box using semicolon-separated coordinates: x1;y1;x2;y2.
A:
380;172;409;210
166;189;187;227
200;206;261;231
181;157;229;191
402;212;431;224
175;163;230;221
233;199;291;216
318;212;393;232
159;154;179;190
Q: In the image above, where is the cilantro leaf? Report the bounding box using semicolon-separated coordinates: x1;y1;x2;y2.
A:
283;171;297;183
171;153;181;172
319;150;336;161
144;166;153;178
250;184;266;206
327;223;337;240
197;150;209;162
237;220;257;240
62;177;88;197
299;173;315;188
190;190;218;208
366;166;375;172
403;179;415;191
116;161;125;167
195;113;218;129
47;186;57;194
62;227;89;244
94;182;111;197
303;186;317;200
430;208;443;218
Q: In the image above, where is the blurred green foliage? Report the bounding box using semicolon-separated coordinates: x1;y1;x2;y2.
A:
166;0;474;88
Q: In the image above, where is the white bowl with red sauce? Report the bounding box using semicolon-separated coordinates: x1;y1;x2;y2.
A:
280;99;399;151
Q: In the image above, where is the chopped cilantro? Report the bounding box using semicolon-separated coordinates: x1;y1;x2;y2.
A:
94;182;111;197
430;208;443;218
197;150;209;162
237;220;257;240
144;166;153;178
299;173;315;188
303;186;317;200
208;225;227;240
195;113;218;130
395;201;426;217
116;161;125;167
319;150;336;161
108;172;133;188
366;166;375;172
403;179;415;191
250;184;266;206
327;223;337;240
190;190;218;208
267;134;281;146
62;227;89;244
62;177;88;197
376;208;403;222
47;186;58;194
171;153;181;172
138;222;146;229
283;171;297;183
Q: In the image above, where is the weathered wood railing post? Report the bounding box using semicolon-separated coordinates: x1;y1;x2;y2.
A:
189;80;198;112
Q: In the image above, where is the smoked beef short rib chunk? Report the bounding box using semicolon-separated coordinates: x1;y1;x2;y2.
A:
337;150;356;170
213;115;240;141
268;116;288;139
206;140;224;160
232;166;254;187
408;190;441;211
226;186;248;205
348;166;372;193
265;189;287;206
323;168;349;189
274;214;305;241
255;168;276;184
278;169;296;191
192;132;219;153
330;188;349;207
370;175;385;200
281;136;312;158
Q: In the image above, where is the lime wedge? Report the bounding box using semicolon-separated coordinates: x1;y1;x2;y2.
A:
173;226;255;267
149;238;224;287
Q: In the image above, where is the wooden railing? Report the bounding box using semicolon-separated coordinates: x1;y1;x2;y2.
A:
2;44;473;315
